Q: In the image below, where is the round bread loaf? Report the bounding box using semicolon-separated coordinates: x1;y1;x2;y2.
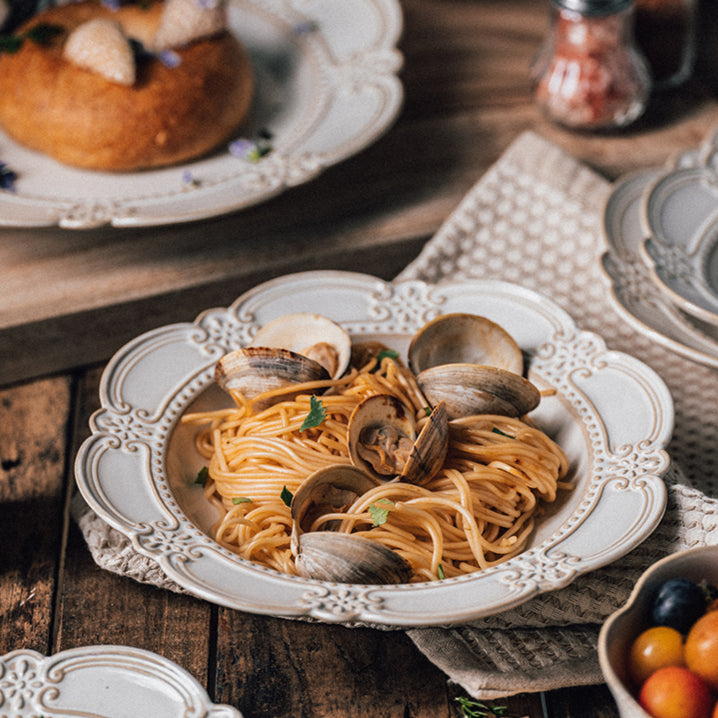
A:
0;1;253;171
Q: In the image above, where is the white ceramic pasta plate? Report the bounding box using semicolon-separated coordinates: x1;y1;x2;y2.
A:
74;271;673;628
0;645;241;717
600;156;718;369
0;0;403;229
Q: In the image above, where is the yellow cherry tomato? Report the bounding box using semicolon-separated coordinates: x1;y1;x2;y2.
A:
629;625;685;686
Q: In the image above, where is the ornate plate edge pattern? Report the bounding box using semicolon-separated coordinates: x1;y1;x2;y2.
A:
0;645;242;717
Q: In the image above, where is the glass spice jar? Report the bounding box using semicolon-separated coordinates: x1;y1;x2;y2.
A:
532;0;651;131
634;0;696;90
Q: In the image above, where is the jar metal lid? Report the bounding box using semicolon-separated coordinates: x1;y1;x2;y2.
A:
551;0;633;15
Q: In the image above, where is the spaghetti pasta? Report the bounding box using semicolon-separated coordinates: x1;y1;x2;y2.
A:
182;350;570;582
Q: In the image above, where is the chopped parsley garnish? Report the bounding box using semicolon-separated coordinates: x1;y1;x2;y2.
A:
423;406;432;417
26;23;64;45
300;395;326;431
455;696;508;717
437;563;445;580
369;499;393;526
194;466;209;485
376;349;400;363
232;496;252;505
280;486;294;507
0;23;64;54
491;427;514;439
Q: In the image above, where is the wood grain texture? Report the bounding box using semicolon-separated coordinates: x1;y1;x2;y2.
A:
2;0;717;386
0;376;71;653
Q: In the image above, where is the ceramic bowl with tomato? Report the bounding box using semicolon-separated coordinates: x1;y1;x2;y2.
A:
599;545;718;718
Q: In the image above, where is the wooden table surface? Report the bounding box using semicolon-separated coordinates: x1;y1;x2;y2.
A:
3;1;718;715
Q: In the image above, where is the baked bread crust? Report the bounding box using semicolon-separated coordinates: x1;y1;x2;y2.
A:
0;1;253;171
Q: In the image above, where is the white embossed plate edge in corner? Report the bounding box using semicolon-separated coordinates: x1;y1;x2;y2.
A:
0;646;242;717
74;270;673;627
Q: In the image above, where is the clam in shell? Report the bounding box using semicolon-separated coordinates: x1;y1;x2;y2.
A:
408;312;524;376
214;346;330;410
416;364;540;420
249;312;352;379
296;531;413;584
290;464;412;584
347;394;449;485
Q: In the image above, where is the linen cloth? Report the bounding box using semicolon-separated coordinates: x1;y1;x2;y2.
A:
73;131;718;699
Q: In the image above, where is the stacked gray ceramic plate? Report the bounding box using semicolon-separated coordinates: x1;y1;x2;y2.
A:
600;127;718;368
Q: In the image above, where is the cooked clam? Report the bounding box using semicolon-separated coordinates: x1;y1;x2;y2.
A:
214;346;329;410
295;531;413;584
290;464;380;549
250;312;352;380
347;394;449;485
408;312;524;376
416;364;540;419
290;464;412;584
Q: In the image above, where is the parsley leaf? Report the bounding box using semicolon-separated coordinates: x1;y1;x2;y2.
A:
455;696;508;717
26;23;64;45
437;563;445;580
280;486;294;507
376;348;400;363
232;497;252;505
300;395;326;431
194;466;209;485
369;499;393;526
492;427;514;439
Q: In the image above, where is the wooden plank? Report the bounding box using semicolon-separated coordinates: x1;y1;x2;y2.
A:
53;366;212;681
544;684;620;718
0;376;72;654
214;610;546;717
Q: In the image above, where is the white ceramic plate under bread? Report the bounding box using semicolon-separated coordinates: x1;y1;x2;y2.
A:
75;271;674;628
0;0;403;228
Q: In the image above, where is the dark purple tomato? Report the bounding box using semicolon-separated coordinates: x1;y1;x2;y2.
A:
652;578;706;634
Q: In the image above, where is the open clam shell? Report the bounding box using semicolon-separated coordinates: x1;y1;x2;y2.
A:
408;312;524;376
289;464;412;584
416;364;540;419
249;312;352;380
214;346;329;410
290;464;380;549
347;394;449;485
295;532;413;584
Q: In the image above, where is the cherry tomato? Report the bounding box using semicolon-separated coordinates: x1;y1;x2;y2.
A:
628;626;685;685
685;610;718;690
638;666;713;718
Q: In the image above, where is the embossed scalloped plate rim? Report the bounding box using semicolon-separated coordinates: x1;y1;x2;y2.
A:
642;166;718;326
0;645;242;717
0;0;403;229
600;167;718;368
75;271;673;628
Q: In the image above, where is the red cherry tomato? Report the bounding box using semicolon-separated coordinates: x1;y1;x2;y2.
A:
685;610;718;690
638;666;713;718
629;626;684;686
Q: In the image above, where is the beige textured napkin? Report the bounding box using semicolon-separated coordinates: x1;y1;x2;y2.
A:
73;131;718;700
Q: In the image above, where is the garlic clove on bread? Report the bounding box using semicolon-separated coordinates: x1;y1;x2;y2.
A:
152;0;226;52
63;18;136;86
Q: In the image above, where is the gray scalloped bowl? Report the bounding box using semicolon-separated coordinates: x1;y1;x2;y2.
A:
598;545;718;718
